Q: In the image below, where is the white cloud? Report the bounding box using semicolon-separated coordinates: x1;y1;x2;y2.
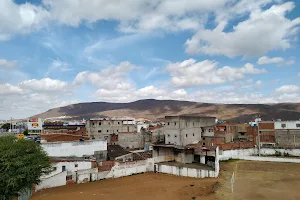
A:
73;61;137;90
19;78;68;92
0;0;49;40
167;59;266;87
185;2;300;57
136;86;165;97
257;56;284;65
297;72;300;77
0;83;22;95
275;85;300;93
0;59;19;69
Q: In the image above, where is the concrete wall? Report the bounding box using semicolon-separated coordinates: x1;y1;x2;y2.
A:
276;129;300;147
156;164;216;178
36;171;67;191
42;140;107;157
77;168;98;183
219;148;300;160
86;119;137;142
164;116;216;146
118;132;143;149
97;159;153;180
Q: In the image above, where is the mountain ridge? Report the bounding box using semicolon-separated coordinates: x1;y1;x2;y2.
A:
31;99;300;122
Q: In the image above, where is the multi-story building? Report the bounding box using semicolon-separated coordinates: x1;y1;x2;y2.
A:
86;117;136;143
164;116;216;146
258;121;275;147
275;120;300;147
214;123;238;143
43;121;86;136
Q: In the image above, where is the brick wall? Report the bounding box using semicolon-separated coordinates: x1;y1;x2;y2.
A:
98;161;116;172
219;142;254;150
259;122;274;130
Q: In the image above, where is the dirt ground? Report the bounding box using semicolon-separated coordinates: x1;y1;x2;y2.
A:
215;160;300;200
31;173;218;200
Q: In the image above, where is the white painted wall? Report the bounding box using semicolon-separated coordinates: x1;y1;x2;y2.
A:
157;164;216;178
36;171;67;191
42;140;107;157
275;121;300;130
220;148;300;163
50;161;92;175
98;159;153;180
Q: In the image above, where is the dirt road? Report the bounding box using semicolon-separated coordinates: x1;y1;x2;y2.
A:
31;173;218;200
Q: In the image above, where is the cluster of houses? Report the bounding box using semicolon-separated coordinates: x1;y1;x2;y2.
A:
2;115;300;195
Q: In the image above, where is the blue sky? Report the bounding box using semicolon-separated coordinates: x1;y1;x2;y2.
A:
0;0;299;119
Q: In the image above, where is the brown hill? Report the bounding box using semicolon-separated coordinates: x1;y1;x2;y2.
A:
31;99;300;122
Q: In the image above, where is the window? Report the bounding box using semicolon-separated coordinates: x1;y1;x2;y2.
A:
203;138;205;140
186;134;188;138
203;142;206;146
98;130;101;133
167;122;170;125
240;132;245;136
66;175;72;180
117;130;119;132
107;130;109;133
174;122;176;126
168;142;171;144
62;166;66;172
296;124;300;128
99;122;101;125
92;123;95;125
175;135;177;138
75;164;78;168
193;133;194;136
118;122;120;125
167;134;170;137
281;124;286;128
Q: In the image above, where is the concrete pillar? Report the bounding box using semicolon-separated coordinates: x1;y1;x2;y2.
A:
200;155;205;164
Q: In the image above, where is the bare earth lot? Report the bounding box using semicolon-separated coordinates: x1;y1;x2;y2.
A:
31;173;218;200
216;160;300;200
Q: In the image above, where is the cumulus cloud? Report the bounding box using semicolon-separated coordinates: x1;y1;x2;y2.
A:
167;59;266;87
19;78;68;92
0;83;23;95
185;2;300;57
0;59;19;69
275;85;300;93
0;0;49;40
257;56;284;65
73;61;137;90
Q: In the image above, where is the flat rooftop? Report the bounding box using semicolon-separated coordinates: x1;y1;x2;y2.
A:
157;161;214;170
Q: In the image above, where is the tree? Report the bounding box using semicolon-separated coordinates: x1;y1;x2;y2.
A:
22;130;29;136
0;135;52;200
1;123;11;131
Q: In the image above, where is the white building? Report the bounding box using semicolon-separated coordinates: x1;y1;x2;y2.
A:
41;140;107;157
274;120;300;130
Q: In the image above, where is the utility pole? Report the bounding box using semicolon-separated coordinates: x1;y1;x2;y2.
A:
294;135;296;147
257;123;260;157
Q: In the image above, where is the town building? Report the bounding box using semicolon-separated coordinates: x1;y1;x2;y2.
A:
86;117;136;143
164;116;216;146
275;120;300;147
43;121;86;135
258;121;276;147
27;118;43;135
